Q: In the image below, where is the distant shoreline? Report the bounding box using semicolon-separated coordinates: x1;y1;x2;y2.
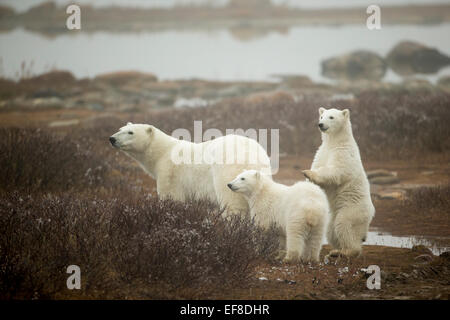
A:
1;2;450;35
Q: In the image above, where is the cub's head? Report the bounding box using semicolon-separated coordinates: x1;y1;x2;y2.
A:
318;107;350;134
227;170;262;196
109;122;153;153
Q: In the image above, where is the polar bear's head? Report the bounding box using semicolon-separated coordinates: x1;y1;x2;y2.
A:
318;107;350;134
227;170;263;196
109;122;153;153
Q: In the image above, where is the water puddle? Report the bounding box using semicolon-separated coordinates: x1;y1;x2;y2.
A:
365;229;450;255
174;97;211;108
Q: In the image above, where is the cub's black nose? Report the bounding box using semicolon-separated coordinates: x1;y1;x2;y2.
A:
109;137;116;145
318;123;324;128
227;183;232;189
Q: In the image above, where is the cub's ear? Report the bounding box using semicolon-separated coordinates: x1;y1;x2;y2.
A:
127;122;133;125
319;107;326;115
147;125;153;135
342;109;350;118
255;171;260;179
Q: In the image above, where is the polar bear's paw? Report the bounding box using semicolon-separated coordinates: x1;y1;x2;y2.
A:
302;170;319;184
283;251;302;264
275;250;287;261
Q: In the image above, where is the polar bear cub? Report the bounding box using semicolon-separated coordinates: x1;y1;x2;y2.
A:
109;123;272;214
228;170;328;263
303;108;375;258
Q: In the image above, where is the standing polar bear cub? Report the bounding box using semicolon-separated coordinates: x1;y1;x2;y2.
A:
228;170;328;263
303;108;375;258
109;123;271;214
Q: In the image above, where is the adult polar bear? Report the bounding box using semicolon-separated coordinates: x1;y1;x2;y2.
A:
109;123;272;214
303;108;375;258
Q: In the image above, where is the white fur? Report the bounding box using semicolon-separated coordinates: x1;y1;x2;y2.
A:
110;123;272;214
303;108;375;258
228;170;328;263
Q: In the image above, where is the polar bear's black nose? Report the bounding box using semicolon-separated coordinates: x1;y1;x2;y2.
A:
109;137;116;145
318;123;324;129
227;183;233;189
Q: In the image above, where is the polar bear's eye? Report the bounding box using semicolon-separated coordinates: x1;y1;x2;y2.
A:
128;131;134;135
329;116;334;120
241;177;245;181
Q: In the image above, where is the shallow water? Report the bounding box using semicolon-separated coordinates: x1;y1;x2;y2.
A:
1;23;450;82
365;230;450;256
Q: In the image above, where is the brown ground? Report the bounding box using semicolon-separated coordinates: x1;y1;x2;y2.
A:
215;245;450;300
1;107;449;300
276;155;450;239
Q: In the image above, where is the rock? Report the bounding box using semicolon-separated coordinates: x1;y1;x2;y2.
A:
21;70;76;88
367;169;397;179
30;89;63;99
386;41;450;76
31;97;63;109
258;277;268;281
86;102;104;111
402;78;433;90
94;71;158;87
370;176;400;185
48;119;80;128
377;190;405;200
321;50;387;81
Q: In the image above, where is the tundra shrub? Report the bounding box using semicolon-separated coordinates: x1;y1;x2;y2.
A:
0;191;278;299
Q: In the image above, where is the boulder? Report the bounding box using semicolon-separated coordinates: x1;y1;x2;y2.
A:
367;169;395;179
321;50;387;81
31;97;63;109
367;169;399;185
20;70;76;87
386;41;450;76
94;71;158;87
370;176;400;185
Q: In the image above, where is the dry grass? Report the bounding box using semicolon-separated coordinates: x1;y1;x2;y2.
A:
404;184;450;217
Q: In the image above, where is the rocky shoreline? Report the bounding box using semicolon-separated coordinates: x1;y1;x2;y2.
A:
1;68;449;114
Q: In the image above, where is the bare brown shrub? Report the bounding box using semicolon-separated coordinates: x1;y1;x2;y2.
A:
0;191;278;299
0;128;109;193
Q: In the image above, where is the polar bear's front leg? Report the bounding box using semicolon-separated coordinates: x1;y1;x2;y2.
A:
156;178;185;202
302;169;319;184
303;167;344;187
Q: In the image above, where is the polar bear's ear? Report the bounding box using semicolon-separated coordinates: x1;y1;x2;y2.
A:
147;125;153;135
319;107;326;115
127;122;133;126
342;109;350;119
254;171;260;179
